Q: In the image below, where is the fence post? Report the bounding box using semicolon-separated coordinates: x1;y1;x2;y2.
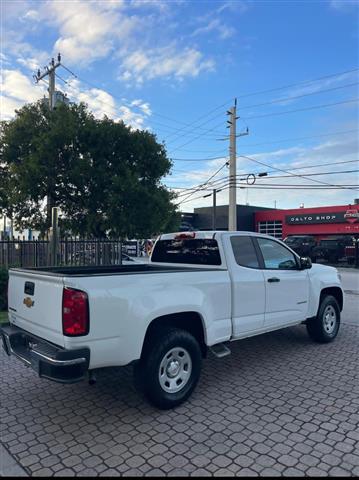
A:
7;238;10;269
48;207;59;266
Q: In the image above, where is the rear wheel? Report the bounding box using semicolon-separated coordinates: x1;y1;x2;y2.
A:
134;327;202;409
307;295;340;343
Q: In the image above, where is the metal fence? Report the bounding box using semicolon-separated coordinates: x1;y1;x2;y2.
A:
0;239;135;268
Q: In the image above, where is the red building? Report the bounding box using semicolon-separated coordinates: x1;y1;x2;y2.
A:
255;203;359;240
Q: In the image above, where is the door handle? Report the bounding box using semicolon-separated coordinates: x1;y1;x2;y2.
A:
268;277;280;283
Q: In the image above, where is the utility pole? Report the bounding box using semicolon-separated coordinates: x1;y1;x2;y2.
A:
204;188;222;230
227;101;237;231
212;189;217;230
35;53;62;110
34;53;62;229
226;100;249;231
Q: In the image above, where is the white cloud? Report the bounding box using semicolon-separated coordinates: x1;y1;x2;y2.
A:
1;29;50;73
0;70;151;130
119;46;215;85
64;79;151;129
330;0;359;12
21;9;40;22
0;69;46;119
131;99;152;116
192;19;236;40
217;1;250;15
3;0;216;86
130;0;171;11
43;0;138;66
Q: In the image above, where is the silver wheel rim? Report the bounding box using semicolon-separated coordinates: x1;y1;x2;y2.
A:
159;347;192;394
323;305;337;334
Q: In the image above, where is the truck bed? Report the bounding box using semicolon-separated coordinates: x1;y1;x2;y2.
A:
10;264;219;277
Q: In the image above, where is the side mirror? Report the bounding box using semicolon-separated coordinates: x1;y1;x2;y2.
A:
300;256;312;269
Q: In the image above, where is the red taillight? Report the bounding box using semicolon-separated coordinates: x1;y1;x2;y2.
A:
62;288;89;336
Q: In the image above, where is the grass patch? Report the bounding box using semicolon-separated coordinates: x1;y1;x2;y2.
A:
0;311;8;324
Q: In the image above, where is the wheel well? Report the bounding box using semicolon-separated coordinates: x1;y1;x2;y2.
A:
142;312;207;358
320;287;343;311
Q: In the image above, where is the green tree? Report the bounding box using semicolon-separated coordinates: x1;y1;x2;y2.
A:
0;101;179;238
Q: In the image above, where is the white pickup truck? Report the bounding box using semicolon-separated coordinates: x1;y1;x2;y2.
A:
1;231;343;409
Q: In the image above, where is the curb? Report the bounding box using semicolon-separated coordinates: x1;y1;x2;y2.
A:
0;443;28;477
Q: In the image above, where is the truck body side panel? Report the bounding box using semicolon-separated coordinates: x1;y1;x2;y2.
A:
62;270;232;368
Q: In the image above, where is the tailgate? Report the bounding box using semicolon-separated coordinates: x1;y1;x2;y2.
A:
8;269;65;347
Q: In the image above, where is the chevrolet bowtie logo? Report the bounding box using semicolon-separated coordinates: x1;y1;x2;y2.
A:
23;297;34;308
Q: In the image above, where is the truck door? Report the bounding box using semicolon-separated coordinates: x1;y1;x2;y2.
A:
224;235;265;337
255;237;309;328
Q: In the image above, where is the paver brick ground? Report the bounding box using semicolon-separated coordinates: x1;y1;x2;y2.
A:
1;296;358;476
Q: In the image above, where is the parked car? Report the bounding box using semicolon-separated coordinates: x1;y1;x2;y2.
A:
1;231;343;409
283;235;317;259
312;236;354;263
345;245;355;265
121;253;145;265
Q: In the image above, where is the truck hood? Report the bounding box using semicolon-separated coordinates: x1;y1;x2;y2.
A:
308;263;342;288
309;263;338;275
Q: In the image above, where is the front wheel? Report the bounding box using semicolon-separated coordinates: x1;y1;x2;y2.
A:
307;295;340;343
134;327;202;409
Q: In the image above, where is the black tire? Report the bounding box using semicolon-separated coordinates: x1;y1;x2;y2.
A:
306;295;340;343
134;327;202;409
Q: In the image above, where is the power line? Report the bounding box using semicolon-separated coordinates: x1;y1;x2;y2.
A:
234;67;359;100
169;120;227;155
236;128;359;149
239;154;359;191
169;96;358;149
147;117;224;137
169;147;228;154
243;98;359;120
60;64;359;148
55;72;70;85
170;129;358;161
178;183;359;205
171;155;227;162
239;82;359;111
163;107;230;144
171;163;359;196
176;161;229;205
62;63;232;135
60;64;77;78
170;67;359;147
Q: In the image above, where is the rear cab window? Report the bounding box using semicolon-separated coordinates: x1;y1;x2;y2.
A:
230;236;260;268
151;238;222;265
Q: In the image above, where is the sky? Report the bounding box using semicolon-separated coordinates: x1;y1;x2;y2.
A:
1;0;359;214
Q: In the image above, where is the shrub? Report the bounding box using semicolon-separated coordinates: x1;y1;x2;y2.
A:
0;267;8;311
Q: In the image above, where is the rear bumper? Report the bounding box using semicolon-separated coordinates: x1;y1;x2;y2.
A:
0;323;90;384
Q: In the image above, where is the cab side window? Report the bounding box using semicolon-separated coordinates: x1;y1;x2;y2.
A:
257;238;298;270
230;236;260;268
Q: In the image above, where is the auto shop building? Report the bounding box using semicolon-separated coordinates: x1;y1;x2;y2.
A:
254;203;359;240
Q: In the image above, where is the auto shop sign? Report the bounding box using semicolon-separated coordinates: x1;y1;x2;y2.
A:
286;209;359;225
